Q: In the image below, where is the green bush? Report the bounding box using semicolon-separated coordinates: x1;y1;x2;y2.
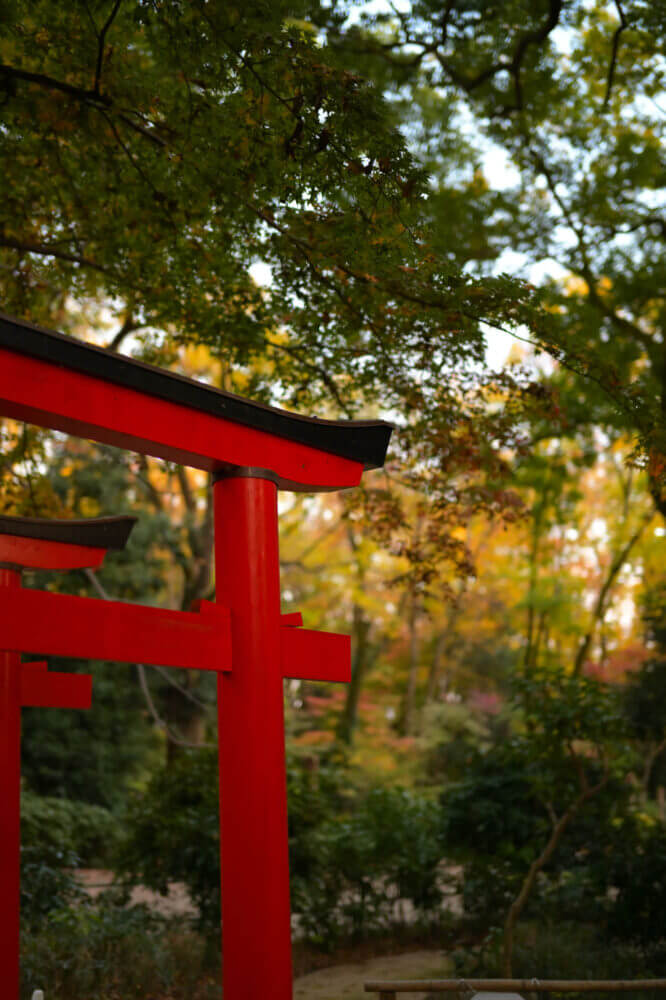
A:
21;895;220;1000
607;819;666;943
22;790;120;866
20;792;121;928
116;749;357;933
114;749;221;929
292;788;445;948
20;844;85;929
115;750;446;946
452;920;666;997
441;670;632;929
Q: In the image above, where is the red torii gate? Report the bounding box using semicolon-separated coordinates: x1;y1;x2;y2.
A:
0;513;235;999
1;513;132;998
0;312;392;999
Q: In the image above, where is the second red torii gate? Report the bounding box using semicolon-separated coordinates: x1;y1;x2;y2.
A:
0;312;393;1000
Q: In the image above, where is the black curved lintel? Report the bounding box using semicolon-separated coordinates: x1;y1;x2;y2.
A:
0;515;137;550
0;313;393;470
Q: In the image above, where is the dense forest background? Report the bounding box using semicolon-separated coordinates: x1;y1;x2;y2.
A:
2;1;666;997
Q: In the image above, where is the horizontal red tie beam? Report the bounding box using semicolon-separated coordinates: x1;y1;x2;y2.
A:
280;627;351;683
20;661;92;709
0;591;231;672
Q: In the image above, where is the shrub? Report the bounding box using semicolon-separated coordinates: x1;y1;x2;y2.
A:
116;750;446;946
114;749;221;929
116;748;355;932
21;844;85;928
441;670;633;931
292;788;445;948
607;819;666;943
20;792;120;928
22;790;120;866
452;919;666;995
21;895;221;999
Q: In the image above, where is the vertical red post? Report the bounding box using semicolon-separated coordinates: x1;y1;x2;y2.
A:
0;567;21;999
214;475;293;1000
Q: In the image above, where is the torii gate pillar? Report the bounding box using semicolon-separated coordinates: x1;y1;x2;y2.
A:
215;475;292;997
0;569;21;1000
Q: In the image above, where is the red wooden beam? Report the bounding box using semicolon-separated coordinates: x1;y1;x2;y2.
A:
0;590;231;672
280;612;303;628
280;627;351;683
20;661;92;709
0;514;135;571
0;534;107;570
0;348;364;491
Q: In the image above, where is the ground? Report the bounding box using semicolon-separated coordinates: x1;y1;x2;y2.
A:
294;950;452;1000
76;870;455;998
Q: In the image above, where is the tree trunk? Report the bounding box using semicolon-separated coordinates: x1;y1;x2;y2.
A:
502;771;609;976
524;505;543;673
423;591;464;709
573;511;652;676
161;469;215;763
399;586;420;736
337;603;371;744
424;627;448;707
641;737;666;801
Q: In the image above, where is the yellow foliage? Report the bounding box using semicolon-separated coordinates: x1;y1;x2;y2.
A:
564;275;589;297
292;730;332;747
79;496;101;518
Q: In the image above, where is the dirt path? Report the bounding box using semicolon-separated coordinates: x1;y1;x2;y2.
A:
294;949;453;1000
77;869;197;918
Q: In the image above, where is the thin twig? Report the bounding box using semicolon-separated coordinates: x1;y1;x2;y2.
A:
94;0;123;96
603;1;628;110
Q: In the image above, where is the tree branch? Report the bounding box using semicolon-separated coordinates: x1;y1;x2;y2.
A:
642;736;666;797
529;148;655;351
0;62;111;106
93;0;123;96
603;1;628;110
269;339;355;417
0;234;109;275
106;310;140;351
502;764;610;976
436;0;562;112
0;60;167;148
573;510;653;675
